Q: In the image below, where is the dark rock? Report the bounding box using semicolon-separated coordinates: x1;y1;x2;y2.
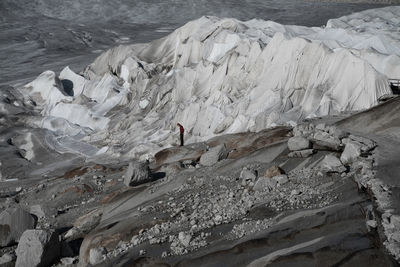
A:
15;229;61;267
199;144;229;166
0;252;15;267
287;136;311;151
0;206;36;247
124;161;151;187
264;166;284;178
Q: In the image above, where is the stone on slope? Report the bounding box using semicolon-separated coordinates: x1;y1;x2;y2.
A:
288;149;315;158
348;135;377;152
253;177;278;192
89;247;107;265
15;229;60;267
64;209;103;241
0;252;15;267
293;124;315;138
124;161;151;187
178;232;192;247
311;131;342;151
264;166;284;178
30;205;46;219
320;154;346;173
199;144;229;166
60;257;77;265
274;174;289;185
0;206;36;247
328;126;348;139
340;141;362;165
288;136;311;151
240;167;257;181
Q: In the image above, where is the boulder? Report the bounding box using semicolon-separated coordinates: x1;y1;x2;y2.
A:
288;149;315;158
0;206;36;247
199;144;229;166
89;247;107;265
367;220;378;229
287;136;311;151
15;229;61;267
264;166;284;178
293;124;314;138
239;167;257;181
328;126;348;139
60;257;77;265
340;141;362;165
348;135;377;152
124;161;151;187
0;253;15;267
315;123;326;131
178;232;192;247
273;174;289;185
253;177;278;192
64;209;103;241
30;205;46;219
320;154;346;173
311;131;342;151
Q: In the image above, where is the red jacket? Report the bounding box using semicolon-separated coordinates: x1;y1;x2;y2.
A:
177;123;184;134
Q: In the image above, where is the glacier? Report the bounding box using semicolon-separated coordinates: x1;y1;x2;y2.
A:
11;6;400;160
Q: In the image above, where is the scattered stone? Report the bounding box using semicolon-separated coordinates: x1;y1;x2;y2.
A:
293;123;315;137
287;136;311;151
239;167;257;181
312;131;342;151
30;204;46;219
273;174;289;185
124;161;151;187
15;229;61;267
320;154;346;173
264;166;284;178
348;135;376;152
64;209;103;241
288;149;315;158
60;257;77;265
89;247;107;265
178;232;192;247
291;189;301;196
253;177;278;192
0;206;36;247
328;126;348;139
199;144;229;166
340;141;362;165
315;123;326;131
367;220;378;229
37;184;45;190
0;252;15;267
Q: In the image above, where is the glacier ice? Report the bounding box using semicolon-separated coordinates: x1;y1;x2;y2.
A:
16;6;400;159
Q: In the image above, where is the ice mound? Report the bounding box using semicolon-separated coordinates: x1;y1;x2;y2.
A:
18;7;400;158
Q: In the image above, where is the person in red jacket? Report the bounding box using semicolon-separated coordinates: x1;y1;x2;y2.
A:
177;123;184;146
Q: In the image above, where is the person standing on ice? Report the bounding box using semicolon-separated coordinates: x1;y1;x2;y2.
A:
177;123;184;146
